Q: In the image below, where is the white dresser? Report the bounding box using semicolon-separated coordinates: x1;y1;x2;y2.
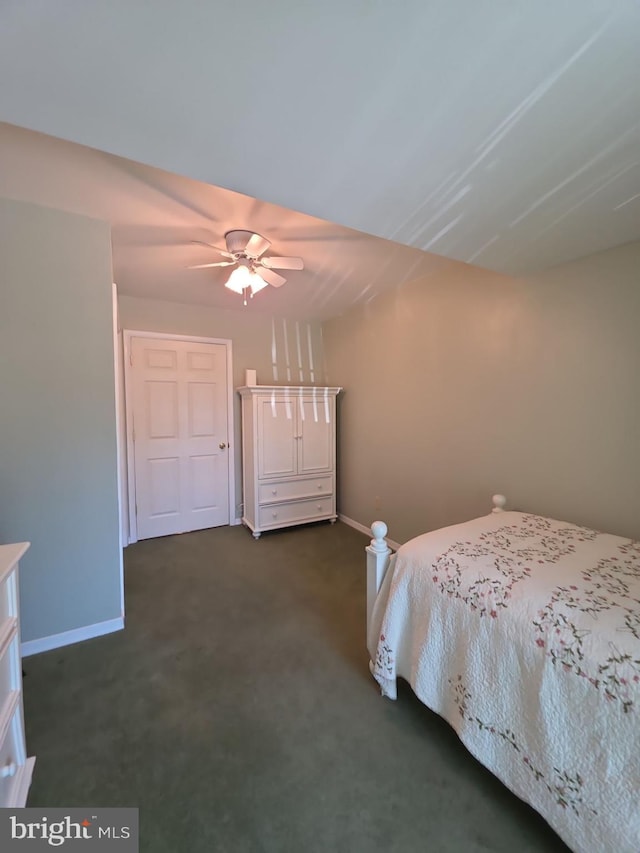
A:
0;543;35;807
239;386;341;538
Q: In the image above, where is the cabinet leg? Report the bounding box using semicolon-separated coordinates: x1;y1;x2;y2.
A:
252;531;261;540
330;517;337;524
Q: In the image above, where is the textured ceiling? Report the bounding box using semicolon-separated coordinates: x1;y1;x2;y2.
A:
0;1;639;282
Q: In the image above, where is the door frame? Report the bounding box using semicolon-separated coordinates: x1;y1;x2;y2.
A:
123;330;236;544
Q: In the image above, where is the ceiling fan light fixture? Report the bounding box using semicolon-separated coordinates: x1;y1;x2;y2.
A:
249;273;268;295
224;265;253;294
190;230;304;301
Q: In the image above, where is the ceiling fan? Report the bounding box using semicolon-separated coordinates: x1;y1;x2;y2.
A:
188;230;304;304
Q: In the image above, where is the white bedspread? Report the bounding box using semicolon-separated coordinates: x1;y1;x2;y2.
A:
369;511;640;853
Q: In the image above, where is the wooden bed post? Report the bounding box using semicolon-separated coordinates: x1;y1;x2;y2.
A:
366;521;392;641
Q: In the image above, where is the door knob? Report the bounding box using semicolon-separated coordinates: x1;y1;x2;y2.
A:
219;442;227;450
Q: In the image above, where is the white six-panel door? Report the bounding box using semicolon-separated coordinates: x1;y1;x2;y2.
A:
129;336;230;540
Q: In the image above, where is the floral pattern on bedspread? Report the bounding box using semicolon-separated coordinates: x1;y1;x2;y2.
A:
448;676;597;818
370;511;640;853
374;634;394;678
533;543;640;712
431;514;598;619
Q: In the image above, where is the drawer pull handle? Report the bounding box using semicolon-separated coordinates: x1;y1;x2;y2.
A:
0;761;16;779
317;485;322;490
317;505;322;511
271;489;277;495
272;512;278;518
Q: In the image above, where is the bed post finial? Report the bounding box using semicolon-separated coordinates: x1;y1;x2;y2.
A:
370;520;388;552
492;494;507;513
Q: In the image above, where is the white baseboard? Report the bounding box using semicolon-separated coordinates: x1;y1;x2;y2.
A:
21;616;124;658
338;514;402;551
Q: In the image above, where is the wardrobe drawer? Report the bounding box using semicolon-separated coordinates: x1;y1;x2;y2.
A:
258;477;333;505
0;701;22;807
259;497;334;528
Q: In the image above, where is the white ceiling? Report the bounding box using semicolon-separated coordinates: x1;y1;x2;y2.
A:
0;1;639;299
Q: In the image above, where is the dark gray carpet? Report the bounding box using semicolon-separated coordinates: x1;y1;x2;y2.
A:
24;522;569;852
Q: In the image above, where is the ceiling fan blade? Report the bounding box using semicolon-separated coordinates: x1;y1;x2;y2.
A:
260;256;304;271
245;233;271;258
256;267;287;288
188;261;236;269
190;240;235;259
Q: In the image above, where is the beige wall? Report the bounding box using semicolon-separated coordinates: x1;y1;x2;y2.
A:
0;197;121;642
118;295;326;518
323;242;640;544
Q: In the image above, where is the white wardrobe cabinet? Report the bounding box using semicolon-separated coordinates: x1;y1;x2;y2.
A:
0;543;35;807
238;386;341;538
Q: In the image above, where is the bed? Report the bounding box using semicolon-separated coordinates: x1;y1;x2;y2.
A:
366;497;640;853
